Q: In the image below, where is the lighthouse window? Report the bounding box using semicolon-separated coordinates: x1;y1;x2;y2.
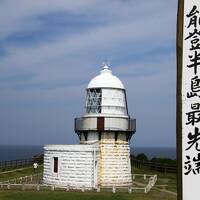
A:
86;88;102;113
53;157;58;173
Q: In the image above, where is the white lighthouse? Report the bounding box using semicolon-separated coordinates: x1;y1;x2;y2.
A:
75;64;136;187
43;64;136;189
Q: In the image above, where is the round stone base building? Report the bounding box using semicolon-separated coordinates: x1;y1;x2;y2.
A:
43;65;136;189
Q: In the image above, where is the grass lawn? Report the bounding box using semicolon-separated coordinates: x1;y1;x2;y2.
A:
0;165;43;182
0;190;176;200
0;165;177;200
133;166;177;193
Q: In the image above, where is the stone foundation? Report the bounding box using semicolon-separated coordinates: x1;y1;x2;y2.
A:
99;142;132;187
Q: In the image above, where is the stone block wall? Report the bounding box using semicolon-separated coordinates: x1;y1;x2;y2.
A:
43;145;99;188
99;132;132;187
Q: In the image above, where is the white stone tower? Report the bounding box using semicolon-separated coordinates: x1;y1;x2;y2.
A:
75;64;136;187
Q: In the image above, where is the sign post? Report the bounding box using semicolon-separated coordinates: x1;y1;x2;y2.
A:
177;0;200;199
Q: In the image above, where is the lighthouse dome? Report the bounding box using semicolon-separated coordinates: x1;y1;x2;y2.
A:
87;65;124;89
85;64;128;116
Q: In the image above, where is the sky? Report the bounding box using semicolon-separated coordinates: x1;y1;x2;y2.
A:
0;0;178;147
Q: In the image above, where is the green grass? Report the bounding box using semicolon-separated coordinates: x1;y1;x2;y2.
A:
0;190;176;200
0;165;43;182
0;165;177;200
132;166;177;193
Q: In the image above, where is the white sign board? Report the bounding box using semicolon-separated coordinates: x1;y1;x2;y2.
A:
182;0;200;199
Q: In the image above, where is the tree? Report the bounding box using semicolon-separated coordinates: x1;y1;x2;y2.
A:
136;153;148;161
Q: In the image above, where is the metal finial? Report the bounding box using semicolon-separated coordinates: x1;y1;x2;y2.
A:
102;60;110;69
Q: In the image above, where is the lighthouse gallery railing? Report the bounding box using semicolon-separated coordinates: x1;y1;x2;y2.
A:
74;116;136;133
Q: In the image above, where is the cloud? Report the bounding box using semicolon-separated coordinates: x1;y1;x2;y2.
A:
0;0;178;146
0;0;177;90
0;0;101;39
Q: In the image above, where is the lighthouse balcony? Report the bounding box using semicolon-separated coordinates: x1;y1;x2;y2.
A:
74;116;136;133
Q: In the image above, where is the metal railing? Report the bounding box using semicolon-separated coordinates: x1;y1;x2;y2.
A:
131;158;177;173
0;155;43;170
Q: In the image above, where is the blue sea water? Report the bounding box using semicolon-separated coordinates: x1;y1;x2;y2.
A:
0;145;43;161
0;145;176;161
130;146;176;160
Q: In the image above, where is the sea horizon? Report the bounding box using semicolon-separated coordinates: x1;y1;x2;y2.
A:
0;145;176;161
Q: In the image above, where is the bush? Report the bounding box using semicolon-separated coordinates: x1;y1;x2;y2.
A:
150;157;176;165
136;153;148;161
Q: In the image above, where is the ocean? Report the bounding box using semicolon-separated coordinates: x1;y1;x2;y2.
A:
0;145;43;161
0;145;176;161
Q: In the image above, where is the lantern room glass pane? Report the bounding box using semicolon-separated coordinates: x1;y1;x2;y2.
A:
86;88;102;113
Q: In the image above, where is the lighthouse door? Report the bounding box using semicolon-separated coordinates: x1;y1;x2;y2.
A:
97;117;104;130
94;159;98;187
93;150;98;188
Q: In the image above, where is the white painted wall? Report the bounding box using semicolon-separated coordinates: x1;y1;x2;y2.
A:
80;132;99;144
43;145;99;188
